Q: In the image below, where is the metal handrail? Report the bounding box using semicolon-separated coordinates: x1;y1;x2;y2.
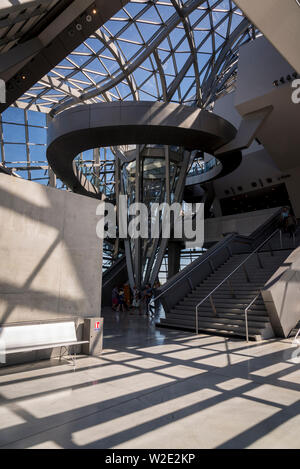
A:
195;228;281;335
153;209;282;303
152;234;237;302
244;292;261;342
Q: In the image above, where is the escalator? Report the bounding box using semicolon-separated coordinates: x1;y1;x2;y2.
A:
102;255;127;306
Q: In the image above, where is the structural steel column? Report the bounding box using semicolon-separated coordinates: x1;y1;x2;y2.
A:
168;241;181;279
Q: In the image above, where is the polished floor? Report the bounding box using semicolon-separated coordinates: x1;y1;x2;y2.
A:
0;308;299;449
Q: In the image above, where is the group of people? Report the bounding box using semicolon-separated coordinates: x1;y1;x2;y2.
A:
280;206;297;238
111;280;161;315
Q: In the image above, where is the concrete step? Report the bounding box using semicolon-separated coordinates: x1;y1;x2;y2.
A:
185;294;264;301
159;248;291;339
159;318;263;340
181;297;265;304
167;314;269;329
194;284;265;290
205;274;275;281
175;302;266;313
161;316;264;331
179;296;264;303
185;296;264;304
200;280;260;285
170;310;269;323
191;289;263;296
198;284;266;290
158;322;261;340
180;299;266;311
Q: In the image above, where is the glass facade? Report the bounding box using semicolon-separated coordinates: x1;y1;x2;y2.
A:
0;1;259;273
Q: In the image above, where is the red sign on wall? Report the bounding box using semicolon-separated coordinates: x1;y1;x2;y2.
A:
94;321;101;330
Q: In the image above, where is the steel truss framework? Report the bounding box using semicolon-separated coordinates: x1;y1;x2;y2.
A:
2;0;260;187
1;0;260;270
14;0;259;113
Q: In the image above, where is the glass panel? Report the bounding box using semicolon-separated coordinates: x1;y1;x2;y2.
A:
3;124;26;143
27;110;46;127
28;126;47;144
2;108;25;124
29;145;47;161
4;143;27;163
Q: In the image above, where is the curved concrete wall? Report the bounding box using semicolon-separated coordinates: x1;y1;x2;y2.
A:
47;101;241;197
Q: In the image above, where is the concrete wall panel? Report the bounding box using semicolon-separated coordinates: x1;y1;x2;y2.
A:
0;173;103;324
262;247;300;338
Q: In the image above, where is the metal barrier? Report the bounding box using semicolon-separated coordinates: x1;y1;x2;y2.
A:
195;229;281;335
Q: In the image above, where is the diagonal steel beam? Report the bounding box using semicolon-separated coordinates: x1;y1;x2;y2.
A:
51;0;208;116
0;0;130;112
201;17;250;103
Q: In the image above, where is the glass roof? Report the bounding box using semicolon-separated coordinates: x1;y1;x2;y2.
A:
0;0;260;272
0;0;260;189
15;0;259;114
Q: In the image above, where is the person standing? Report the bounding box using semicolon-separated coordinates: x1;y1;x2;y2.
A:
280;206;290;232
286;213;297;238
153;279;161;315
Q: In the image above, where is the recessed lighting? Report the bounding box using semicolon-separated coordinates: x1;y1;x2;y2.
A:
92;8;97;14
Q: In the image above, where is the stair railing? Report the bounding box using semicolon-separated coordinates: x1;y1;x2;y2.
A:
195;229;281;335
152;233;238;303
154;208;283;315
244;293;261;342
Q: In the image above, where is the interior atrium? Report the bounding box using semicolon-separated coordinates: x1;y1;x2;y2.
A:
0;0;299;452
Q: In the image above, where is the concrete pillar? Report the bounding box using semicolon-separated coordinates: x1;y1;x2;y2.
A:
49;168;56;187
82;317;104;356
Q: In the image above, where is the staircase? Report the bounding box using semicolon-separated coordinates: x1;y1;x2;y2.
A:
158;249;291;341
